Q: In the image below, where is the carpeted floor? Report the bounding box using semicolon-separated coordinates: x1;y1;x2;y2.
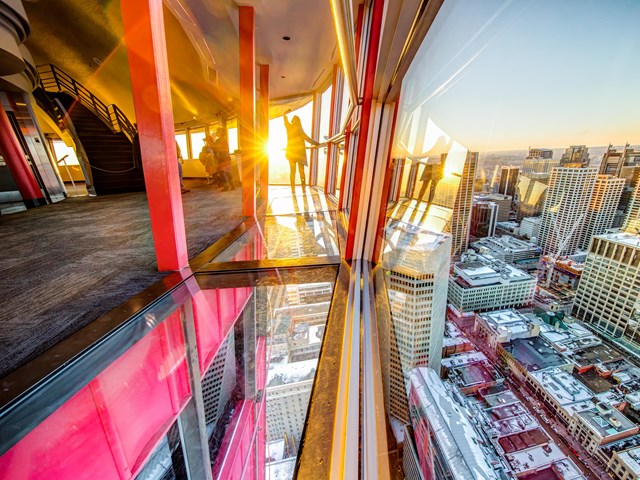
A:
0;179;243;379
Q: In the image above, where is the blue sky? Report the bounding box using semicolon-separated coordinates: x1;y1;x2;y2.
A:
400;0;640;152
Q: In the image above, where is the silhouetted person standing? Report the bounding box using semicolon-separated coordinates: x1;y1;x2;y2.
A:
284;114;318;192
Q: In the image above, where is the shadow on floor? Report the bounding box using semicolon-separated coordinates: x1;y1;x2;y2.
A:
0;178;243;378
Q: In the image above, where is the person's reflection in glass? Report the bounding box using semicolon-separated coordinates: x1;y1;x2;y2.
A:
417;159;444;205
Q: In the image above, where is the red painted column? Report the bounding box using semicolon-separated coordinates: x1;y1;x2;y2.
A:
121;0;188;271
239;6;256;218
345;0;385;260
259;64;269;204
0;103;45;207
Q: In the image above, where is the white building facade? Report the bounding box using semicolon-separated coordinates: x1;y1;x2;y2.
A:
538;167;598;256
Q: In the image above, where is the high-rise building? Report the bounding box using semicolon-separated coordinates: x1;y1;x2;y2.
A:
580;175;625;250
498;166;519;198
600;145;640;228
625;182;640;233
473;193;511;222
599;144;640;177
560;145;590;167
528;147;554;159
538;167;598;256
447;152;477;256
522;157;560;174
470;201;498;238
573;232;640;345
384;228;451;421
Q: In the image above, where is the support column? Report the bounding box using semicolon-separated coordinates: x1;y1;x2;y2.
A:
239;6;256;218
309;91;321;186
345;0;385;261
0;103;45;207
258;64;269;204
121;0;188;271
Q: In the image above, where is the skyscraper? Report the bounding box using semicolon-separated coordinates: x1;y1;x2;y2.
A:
580;175;625;250
383;227;451;421
448;152;477;256
625;182;640;233
560;145;590;167
498;166;519;198
599;144;640;177
600;144;640;228
538;167;598;256
573;233;640;345
527;147;553;159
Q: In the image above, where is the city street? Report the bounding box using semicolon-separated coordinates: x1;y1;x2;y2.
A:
461;325;609;480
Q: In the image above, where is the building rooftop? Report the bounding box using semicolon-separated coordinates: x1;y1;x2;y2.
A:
506;442;566;475
453;253;533;287
441;351;488;370
504;337;569;372
267;358;317;387
472;235;541;255
480;309;537;338
408;368;500;480
577;405;637;438
537;322;600;353
482;390;519;408
529;368;594;411
450;363;502;389
594;232;640;249
617;445;640;474
498;428;550;454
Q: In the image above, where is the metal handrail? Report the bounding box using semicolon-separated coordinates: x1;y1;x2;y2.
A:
37;64;136;141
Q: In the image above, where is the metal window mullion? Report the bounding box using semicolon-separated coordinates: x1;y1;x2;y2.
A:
178;286;213;480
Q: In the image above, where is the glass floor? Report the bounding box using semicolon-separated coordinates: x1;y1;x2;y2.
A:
0;186;343;480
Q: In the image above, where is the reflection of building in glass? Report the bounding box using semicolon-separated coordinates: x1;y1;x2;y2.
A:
383;226;450;421
498;165;519;198
538;167;598;256
516;172;549;219
580;175;625;250
560;145;590;167
573;233;640;345
448;251;536;313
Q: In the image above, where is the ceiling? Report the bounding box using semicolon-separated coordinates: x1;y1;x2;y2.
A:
22;0;337;125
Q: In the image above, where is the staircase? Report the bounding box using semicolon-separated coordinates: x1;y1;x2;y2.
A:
34;64;145;195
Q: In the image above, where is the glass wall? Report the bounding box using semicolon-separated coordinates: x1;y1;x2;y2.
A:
0;264;338;480
268;101;314;187
316;85;333;188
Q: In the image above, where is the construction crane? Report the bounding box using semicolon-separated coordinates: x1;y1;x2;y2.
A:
542;210;587;287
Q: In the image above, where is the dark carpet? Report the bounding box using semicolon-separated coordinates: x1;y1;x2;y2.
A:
0;179;243;379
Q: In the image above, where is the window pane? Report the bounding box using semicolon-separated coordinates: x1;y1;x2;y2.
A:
316;85;332;188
